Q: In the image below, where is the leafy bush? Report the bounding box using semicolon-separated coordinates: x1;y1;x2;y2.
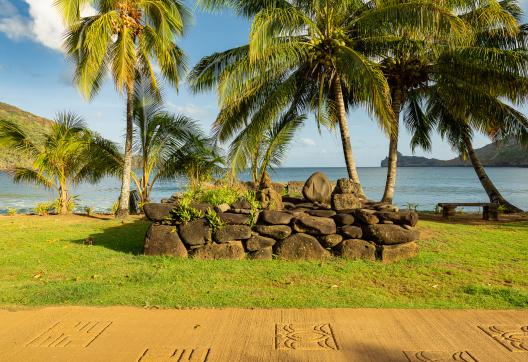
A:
85;206;94;216
111;201;119;215
199;187;241;207
35;202;53;216
243;191;261;226
52;198;76;214
7;208;17;216
171;199;204;224
205;208;224;230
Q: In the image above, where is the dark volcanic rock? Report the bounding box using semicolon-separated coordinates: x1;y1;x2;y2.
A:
379;242;419;262
302;172;333;205
275;233;330;260
232;198;252;210
339;225;363;239
333;213;355;226
246;235;277;251
307;209;336;218
292;215;337;236
192;241;246;260
319;234;343;248
190;202;213;213
178;219;212;246
143;203;175;222
143;224;188;258
248;247;273;260
218;213;250;225
363;224;420;245
260;210;293;225
375;211;418;227
214;225;252;243
355;209;380;225
335;239;376;261
254;225;292;240
332;194;361;211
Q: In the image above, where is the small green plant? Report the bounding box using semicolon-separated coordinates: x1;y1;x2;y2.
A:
205;208;224;230
171;199;204;224
243;190;261;227
52;197;76;214
7;208;17;216
111;201;119;215
497;204;507;214
197;186;241;207
85;206;95;216
35;202;53;216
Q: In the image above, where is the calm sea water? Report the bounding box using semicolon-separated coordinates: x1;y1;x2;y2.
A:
0;167;527;213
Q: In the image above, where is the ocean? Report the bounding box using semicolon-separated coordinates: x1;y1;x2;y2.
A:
0;167;527;214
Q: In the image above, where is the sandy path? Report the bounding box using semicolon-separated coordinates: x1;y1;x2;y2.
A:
0;307;526;361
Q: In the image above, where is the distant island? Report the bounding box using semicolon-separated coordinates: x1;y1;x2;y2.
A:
381;139;528;167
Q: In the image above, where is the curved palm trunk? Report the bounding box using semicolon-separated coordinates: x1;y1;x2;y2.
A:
382;88;402;204
116;85;135;219
58;184;70;215
464;137;523;213
334;75;366;198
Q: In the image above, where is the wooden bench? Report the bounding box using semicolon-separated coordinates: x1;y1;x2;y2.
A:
437;203;499;221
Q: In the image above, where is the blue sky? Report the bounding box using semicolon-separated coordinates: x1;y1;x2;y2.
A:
0;0;527;167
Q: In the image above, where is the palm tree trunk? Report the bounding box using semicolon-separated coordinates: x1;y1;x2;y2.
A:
464;137;523;213
382;88;402;204
116;84;135;219
58;185;69;215
333;75;366;199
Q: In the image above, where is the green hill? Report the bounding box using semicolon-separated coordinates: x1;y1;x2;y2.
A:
0;102;53;170
381;139;528;167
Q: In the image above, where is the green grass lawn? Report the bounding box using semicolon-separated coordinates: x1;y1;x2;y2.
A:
0;215;526;309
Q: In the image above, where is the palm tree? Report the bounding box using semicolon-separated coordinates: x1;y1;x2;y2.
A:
403;1;528;212
0;113;121;214
229;113;305;185
56;0;190;218
191;0;464;198
130;83;216;203
378;0;522;204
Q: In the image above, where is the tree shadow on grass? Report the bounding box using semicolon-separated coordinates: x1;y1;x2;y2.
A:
70;215;150;255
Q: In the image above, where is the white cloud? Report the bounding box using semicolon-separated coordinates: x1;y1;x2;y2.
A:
300;138;316;146
0;0;95;52
167;102;212;119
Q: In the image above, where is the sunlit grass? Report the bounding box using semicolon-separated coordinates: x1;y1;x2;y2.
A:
0;215;526;309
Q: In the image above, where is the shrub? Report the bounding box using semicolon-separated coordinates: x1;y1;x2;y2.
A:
111;201;119;215
35;202;53;216
243;190;261;226
195;186;241;207
171;199;204;224
52;198;76;214
205;208;224;230
85;206;95;216
7;208;17;216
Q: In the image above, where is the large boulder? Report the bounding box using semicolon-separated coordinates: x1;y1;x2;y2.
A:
339;225;363;239
332;194;361;211
334;178;360;194
246;235;277;251
335;239;376;261
248;247;273;260
192;241;246;260
257;188;284;211
260;210;293;225
302;172;333;205
275;233;330;260
214;225;252;243
143;224;188;258
307;209;336;218
254;225;292;240
363;224;420;245
375;211;418;227
231;198;252;210
287;181;305;196
292;215;337;236
178;219;212;246
379;242;419;263
355;209;380;225
218;213;250;225
332;213;355;226
319;234;343;248
143;203;175;222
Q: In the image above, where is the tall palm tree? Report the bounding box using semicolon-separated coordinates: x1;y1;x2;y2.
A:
378;0;522;204
56;0;190;218
191;0;464;199
130;83;215;203
0;113;120;214
404;2;528;212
